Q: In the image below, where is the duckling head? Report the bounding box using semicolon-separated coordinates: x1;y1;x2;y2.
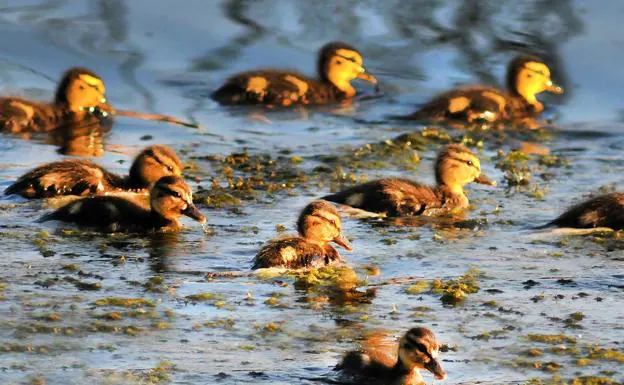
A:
150;176;206;224
397;327;447;380
506;56;563;111
55;67;109;114
297;200;352;251
435;144;495;191
317;42;378;97
129;145;184;188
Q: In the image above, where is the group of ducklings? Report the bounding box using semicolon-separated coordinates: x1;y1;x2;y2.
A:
1;41;621;385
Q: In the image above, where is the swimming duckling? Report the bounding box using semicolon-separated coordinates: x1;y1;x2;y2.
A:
252;200;352;269
38;175;205;233
405;55;563;124
324;144;495;216
212;42;378;106
335;327;447;385
5;145;182;198
544;192;624;229
0;67;110;133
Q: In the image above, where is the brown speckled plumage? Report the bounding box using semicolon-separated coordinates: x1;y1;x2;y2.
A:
212;42;377;106
548;192;624;229
335;327;446;385
324;144;495;216
5;145;182;198
38;175;205;233
252;200;351;269
0;67;110;133
405;56;563;123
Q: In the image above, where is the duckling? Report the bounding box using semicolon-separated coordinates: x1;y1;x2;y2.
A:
335;327;447;385
323;144;495;216
5;145;182;198
0;67;110;133
212;42;378;106
544;192;624;230
404;55;563;124
252;200;352;269
38;175;205;233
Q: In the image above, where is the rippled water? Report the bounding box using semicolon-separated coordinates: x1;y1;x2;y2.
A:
0;1;623;384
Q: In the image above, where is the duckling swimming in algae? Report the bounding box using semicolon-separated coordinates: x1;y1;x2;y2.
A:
401;55;563;125
38;175;205;233
335;327;447;385
252;200;352;269
212;42;378;107
5;145;183;198
324;144;495;217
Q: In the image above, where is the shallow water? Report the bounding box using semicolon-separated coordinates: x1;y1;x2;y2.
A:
0;1;623;384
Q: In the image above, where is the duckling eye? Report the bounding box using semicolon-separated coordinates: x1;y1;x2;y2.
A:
172;191;181;198
79;85;85;90
167;166;174;172
466;160;474;167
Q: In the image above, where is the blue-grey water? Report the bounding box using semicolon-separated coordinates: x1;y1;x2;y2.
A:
0;1;623;384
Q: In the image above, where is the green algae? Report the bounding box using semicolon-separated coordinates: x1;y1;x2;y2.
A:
94;297;156;308
527;334;577;345
431;268;480;305
586;347;624;363
526;376;621;385
405;280;430;295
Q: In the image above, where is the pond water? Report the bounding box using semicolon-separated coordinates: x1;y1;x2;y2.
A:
0;1;623;384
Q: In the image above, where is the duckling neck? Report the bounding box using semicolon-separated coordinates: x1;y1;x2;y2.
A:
438;183;469;208
391;361;424;385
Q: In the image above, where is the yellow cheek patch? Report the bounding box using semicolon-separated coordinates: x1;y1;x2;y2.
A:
284;75;309;96
481;91;507;111
447;97;470;113
335;49;363;65
246;77;269;97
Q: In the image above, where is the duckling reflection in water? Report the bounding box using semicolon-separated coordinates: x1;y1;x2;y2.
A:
0;67;110;133
46;115;112;157
324;144;495;217
38;175;205;233
542;192;624;230
335;327;447;385
212;42;378;107
252;200;352;269
402;56;563;126
5;145;182;198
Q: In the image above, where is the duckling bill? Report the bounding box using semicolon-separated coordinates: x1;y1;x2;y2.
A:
212;42;377;106
403;55;563;124
335;327;446;385
324;144;495;217
5;145;183;198
252;200;352;269
38;175;205;233
0;67;110;133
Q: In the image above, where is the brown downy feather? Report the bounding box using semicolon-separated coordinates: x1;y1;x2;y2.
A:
5;145;183;198
547;192;624;229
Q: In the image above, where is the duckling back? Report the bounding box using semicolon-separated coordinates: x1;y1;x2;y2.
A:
0;97;63;133
323;178;440;217
38;195;160;233
5;159;123;198
212;70;339;106
547;192;624;229
252;237;341;269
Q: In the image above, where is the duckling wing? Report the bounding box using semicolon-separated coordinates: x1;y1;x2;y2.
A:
409;86;510;122
212;70;322;106
38;196;150;232
0;98;60;133
5;160;120;198
359;329;399;369
252;237;329;269
549;192;624;229
324;178;438;216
